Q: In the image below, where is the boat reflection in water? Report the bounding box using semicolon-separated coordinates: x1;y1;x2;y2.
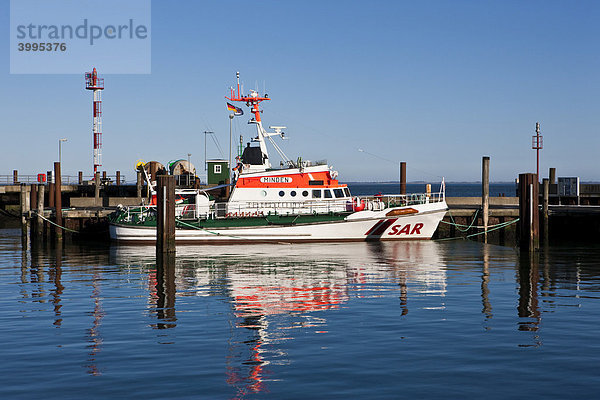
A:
111;241;446;395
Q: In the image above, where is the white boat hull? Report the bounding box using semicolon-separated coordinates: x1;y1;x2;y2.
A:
109;202;447;244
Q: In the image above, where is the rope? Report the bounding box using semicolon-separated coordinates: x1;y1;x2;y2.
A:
465;218;519;239
443;208;480;232
32;210;79;233
176;218;292;245
176;219;227;237
0;208;20;219
435;217;519;242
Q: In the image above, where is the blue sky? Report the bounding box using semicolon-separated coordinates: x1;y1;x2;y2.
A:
1;0;598;183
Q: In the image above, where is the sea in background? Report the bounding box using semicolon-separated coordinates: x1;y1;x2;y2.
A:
346;182;515;197
1;224;600;399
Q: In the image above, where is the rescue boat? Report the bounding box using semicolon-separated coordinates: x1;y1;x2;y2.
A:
108;73;448;243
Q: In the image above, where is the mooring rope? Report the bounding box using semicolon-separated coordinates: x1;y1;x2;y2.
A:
32;210;80;233
0;208;20;219
176;219;227;237
175;218;292;245
443;208;480;232
436;217;519;242
464;218;519;239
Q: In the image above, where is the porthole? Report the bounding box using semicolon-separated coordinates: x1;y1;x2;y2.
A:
279;190;285;197
290;191;297;197
260;190;267;197
302;190;308;197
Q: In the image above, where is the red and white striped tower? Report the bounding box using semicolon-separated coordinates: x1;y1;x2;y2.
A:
85;68;104;176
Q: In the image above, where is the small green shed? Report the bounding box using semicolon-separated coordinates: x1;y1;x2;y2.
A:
207;159;229;185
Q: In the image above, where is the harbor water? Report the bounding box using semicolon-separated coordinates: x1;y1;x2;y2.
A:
1;226;600;399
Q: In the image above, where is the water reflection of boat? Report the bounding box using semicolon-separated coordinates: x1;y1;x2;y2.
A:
110;242;446;395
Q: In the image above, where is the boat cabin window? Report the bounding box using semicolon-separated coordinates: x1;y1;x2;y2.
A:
333;188;344;198
291;191;297;197
214;165;221;174
344;187;351;197
302;190;309;197
279;191;285;197
312;190;321;198
324;189;333;199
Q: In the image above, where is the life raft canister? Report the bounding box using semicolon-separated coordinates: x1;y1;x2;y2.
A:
353;196;366;212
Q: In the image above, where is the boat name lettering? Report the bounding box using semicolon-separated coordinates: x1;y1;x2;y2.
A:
388;223;424;235
260;176;292;183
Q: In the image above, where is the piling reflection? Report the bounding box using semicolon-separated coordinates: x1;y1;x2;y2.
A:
49;243;64;327
153;252;177;329
481;245;492;323
86;272;104;375
517;252;542;343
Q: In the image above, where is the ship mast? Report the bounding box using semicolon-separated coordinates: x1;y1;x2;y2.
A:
226;72;287;170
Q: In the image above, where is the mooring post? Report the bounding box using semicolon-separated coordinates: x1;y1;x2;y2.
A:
54;162;62;240
482;156;490;243
116;171;121;186
36;184;45;238
48;181;55;209
518;173;539;251
30;184;38;217
30;184;37;236
549;168;556;185
400;161;406;195
156;175;176;255
94;172;100;206
542;178;549;245
78;171;83;185
136;170;143;199
13;170;18;184
20;183;30;240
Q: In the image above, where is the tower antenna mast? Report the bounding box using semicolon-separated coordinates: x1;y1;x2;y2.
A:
85;68;104;176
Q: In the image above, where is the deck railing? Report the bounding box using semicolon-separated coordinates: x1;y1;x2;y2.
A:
115;191;446;224
0;174;126;185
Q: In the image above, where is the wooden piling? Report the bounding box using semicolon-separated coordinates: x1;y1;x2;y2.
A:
542;178;549;244
36;184;45;238
136;170;143;199
78;171;83;185
400;162;406;195
94;172;100;206
116;171;121;186
54;162;62;240
49;181;55;209
13;170;18;184
518;173;539;251
549;168;556;185
30;184;38;214
482;156;490;243
156;175;176;255
20;184;30;239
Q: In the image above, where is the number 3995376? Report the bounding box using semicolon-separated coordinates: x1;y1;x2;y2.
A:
17;43;66;51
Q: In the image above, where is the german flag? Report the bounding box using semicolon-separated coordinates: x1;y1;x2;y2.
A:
227;102;243;116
